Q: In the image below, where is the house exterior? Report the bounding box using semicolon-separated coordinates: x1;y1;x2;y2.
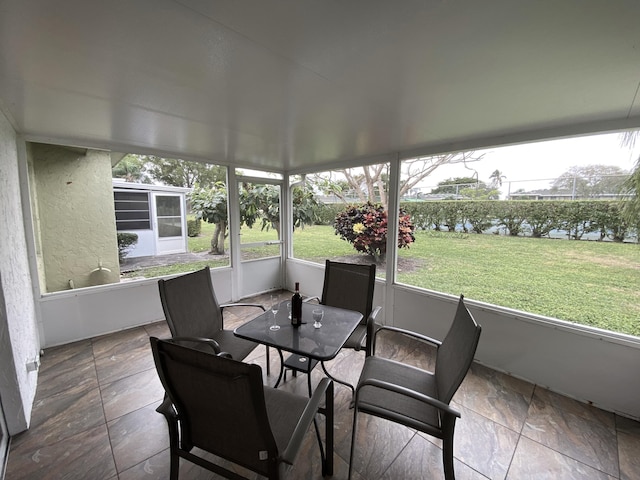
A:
113;180;190;259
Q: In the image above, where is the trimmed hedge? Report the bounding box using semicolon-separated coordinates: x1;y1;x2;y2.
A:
315;199;637;241
400;200;638;241
187;218;202;237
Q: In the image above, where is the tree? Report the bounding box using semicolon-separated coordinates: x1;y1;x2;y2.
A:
241;184;320;236
309;152;484;211
112;155;151;183
431;176;481;195
190;183;229;254
621;156;640;228
191;182;321;253
144;155;226;188
550;164;629;198
489;169;506;188
619;131;640;228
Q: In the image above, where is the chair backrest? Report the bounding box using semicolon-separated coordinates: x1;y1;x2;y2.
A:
435;295;482;404
157;267;223;339
150;337;278;475
321;260;375;325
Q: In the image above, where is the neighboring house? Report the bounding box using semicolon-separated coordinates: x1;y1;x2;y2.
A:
113;180;190;259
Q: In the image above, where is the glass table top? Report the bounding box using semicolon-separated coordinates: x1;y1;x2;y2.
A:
234;301;363;362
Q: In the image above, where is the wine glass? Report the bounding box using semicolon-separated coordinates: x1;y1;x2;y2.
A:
312;308;324;329
270;295;280;331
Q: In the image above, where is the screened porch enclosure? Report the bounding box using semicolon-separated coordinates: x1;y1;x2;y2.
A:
2;2;640;466
35;156;640;422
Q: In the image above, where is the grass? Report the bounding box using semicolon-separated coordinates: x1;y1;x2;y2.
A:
131;222;640;336
296;226;640;336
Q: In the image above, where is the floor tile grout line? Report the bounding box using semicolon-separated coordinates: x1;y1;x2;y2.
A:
522;384;621;478
90;336;119;477
518;433;621;479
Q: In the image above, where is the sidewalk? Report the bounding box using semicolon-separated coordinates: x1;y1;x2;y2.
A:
119;251;227;272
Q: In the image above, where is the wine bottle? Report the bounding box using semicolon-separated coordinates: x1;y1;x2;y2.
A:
291;282;302;327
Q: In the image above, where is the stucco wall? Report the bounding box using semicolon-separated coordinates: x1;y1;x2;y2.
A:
0;111;39;434
30;144;120;292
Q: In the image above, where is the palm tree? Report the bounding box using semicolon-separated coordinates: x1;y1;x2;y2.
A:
489;169;506;188
619;130;640;228
112;155;150;183
621;156;640;227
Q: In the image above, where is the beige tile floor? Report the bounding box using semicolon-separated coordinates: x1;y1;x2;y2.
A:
6;291;640;479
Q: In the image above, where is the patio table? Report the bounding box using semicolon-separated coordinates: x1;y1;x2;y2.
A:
234;301;362;395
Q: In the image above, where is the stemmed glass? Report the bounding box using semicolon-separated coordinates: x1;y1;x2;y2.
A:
312;308;324;329
270;295;281;331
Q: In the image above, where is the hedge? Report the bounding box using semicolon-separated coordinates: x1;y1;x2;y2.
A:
187;218;202;237
400;200;638;242
315;200;637;242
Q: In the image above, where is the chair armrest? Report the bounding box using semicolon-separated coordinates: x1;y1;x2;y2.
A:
155;396;177;420
280;378;333;464
220;302;266;312
357;378;460;418
169;336;222;354
370;324;441;356
363;306;382;355
303;296;320;304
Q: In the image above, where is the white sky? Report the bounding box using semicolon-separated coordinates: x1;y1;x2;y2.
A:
418;131;640;194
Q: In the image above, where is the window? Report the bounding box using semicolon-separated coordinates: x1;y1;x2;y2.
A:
396;133;640;337
114;191;150;230
28;144;231;292
291;164;390;279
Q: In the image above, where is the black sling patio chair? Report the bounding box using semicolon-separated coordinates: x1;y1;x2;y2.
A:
158;266;269;373
150;337;334;480
300;260;381;397
348;294;481;480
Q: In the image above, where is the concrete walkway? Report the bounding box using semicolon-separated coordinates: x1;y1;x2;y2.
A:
119;251;228;272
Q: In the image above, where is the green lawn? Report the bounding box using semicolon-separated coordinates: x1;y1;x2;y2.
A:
294;226;640;336
158;222;640;336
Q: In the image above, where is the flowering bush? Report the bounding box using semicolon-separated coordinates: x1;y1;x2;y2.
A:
334;202;415;262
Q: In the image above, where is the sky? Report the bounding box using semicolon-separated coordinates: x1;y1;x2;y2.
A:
418;131;640;195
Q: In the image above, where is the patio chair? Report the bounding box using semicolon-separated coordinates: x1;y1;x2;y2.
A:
348;294;481;480
150;337;334;480
158;266;270;374
299;260;381;397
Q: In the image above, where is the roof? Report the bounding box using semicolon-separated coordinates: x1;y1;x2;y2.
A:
1;0;640;173
112;180;191;194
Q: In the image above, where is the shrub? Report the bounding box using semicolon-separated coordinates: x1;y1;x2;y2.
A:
187;218;201;237
117;232;138;261
397;199;637;242
314;203;346;225
334;202;415;263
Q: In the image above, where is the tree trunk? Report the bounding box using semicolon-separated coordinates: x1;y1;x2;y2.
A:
210;221;227;254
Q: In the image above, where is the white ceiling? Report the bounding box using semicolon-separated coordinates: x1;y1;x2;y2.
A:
1;0;640;173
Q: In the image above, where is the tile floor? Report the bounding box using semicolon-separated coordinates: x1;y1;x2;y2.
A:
5;291;640;479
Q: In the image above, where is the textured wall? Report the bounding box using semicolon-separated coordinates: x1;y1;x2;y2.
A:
31;144;120;292
0;111;39;433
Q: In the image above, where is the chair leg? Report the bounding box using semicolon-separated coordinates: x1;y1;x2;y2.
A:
347;401;359;480
265;345;270;375
163;416;180;480
169;449;179;480
272;349;285;388
321;361;355;406
324;380;335;476
442;414;457;480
